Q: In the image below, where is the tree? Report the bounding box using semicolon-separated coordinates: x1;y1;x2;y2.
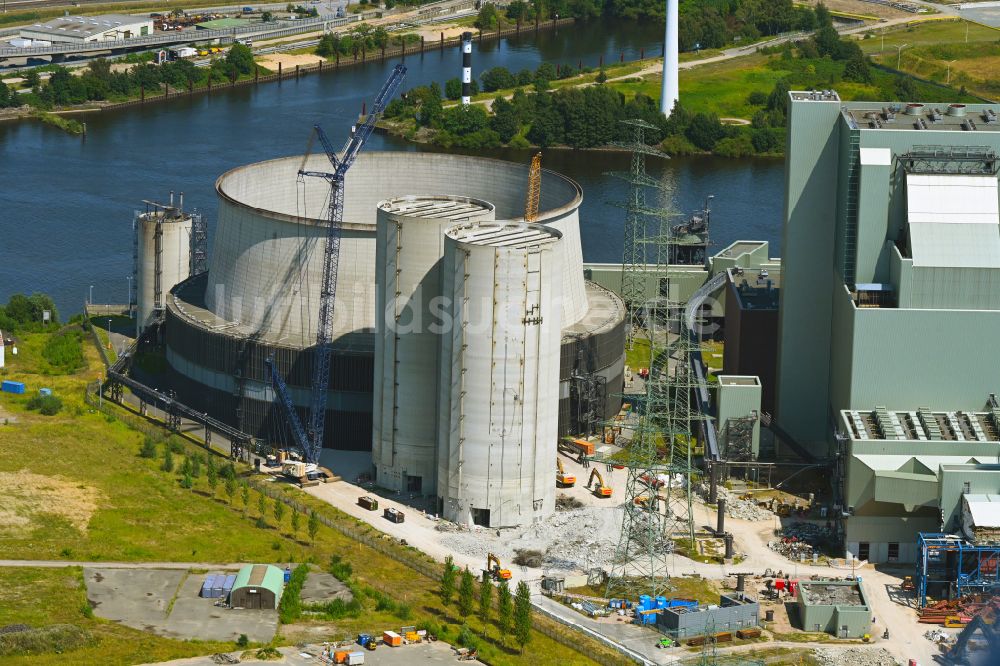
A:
490;96;520;143
496;580;513;644
481;66;515;92
224;476;237;505
685;112;725;151
139;437;157;458
440;555;457;605
273;497;286;526
893;75;917;101
161;448;174;473
475;3;499;30
207;462;219;497
240;482;250;514
595;69;608;84
458;568;475;617
815;2;832;28
191;455;201;478
445;77;463;100
478;577;492;636
261;10;274;21
24;70;41;89
514;580;532;652
180;472;193;489
843;55;872;84
291;509;301;539
257;493;267;521
180;456;192;477
308;510;319;543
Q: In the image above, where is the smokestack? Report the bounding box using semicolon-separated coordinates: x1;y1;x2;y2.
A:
461;32;472;107
660;0;678;116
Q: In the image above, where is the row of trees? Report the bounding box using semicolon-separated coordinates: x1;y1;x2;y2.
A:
315;24;399;57
439;556;533;651
679;0;819;52
0;293;59;332
13;44;255;110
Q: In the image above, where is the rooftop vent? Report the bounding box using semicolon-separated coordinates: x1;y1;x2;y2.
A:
986;109;998;124
905;103;924;116
947;104;967;117
930;108;942;122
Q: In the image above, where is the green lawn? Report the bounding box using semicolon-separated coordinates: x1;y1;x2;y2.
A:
0;327;614;666
856;18;999;56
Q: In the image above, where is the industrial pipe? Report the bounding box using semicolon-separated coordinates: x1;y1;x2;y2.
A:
736;573;745;592
724;533;735;559
717;498;726;535
708;463;718;504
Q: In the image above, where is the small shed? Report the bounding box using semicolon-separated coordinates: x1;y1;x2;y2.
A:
229;564;285;609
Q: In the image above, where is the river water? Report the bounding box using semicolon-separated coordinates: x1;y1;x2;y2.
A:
0;19;784;318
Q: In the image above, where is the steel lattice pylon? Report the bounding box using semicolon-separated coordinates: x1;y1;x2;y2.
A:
608;119;672;350
598;143;712;600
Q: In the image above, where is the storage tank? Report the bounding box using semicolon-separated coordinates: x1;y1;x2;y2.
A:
135;198;192;334
372;195;496;494
437;221;563;528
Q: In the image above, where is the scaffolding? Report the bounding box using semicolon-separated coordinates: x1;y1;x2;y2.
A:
608;118;672;350
570;344;607;437
916;533;1000;608
724;415;756;463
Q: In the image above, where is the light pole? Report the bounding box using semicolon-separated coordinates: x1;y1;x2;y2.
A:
126;275;133;317
107;319;112;350
895;43;908;70
947;60;956;85
88;285;94;305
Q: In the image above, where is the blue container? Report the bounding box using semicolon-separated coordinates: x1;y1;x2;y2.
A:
1;380;26;394
222;574;237;596
211;576;225;598
284;566;291;583
638;595;652;611
201;575;217;598
655;596;667;609
39;388;52;396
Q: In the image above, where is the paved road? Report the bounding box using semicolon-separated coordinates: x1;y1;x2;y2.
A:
0;559;244;569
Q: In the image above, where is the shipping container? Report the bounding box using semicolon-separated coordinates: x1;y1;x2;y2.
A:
334;650;349;663
39;388;52;396
222;574;237;596
383;508;404;523
1;380;26;394
347;652;365;665
383;630;401;647
201;575;218;598
212;575;225;598
358;496;378;511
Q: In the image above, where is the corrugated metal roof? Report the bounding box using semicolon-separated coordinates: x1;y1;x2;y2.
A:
231;564;285;596
964;494;1000;528
906;173;1000;268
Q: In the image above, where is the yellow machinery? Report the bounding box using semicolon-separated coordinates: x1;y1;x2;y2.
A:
524;152;542;223
486;553;512;581
901;575;915;592
945;616;967;628
556;458;576;487
588;469;613;498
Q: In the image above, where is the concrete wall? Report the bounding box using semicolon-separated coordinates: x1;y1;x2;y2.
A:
657;594;759;637
775;96;843;453
797;581;871;637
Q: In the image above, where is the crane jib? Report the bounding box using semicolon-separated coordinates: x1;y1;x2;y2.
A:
269;63;407;464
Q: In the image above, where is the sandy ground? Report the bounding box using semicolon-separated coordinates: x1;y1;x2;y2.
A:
410;24;473;41
257;53;325;69
0;470;102;534
797;0;911;19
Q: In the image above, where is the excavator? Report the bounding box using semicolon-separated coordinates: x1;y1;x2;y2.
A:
485;553;512;581
588;469;613;498
556;458;576;487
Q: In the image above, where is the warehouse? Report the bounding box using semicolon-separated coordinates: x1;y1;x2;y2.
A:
229;564;284;610
164;152;625;493
19;14;153;44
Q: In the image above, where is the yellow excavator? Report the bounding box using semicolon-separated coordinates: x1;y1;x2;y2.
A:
556;458;576;487
588;469;613;498
485;553;512;581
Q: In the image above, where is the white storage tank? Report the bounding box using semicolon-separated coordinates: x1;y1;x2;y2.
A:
136;201;192;333
372;195;496;494
437;221;563;528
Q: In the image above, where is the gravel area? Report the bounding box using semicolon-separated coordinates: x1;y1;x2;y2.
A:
436;505;623;572
814;647;901;666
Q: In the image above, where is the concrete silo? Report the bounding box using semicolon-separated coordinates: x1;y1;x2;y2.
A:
372;196;496;494
135;196;193;334
437;222;563;528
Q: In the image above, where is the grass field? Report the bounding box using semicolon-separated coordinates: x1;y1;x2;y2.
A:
0;326;612;665
857;18;999;55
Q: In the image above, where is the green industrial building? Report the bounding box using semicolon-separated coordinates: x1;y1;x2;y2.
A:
796;580;871;638
776;91;1000;562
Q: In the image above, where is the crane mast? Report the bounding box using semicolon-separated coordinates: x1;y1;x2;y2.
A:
524;151;542;223
268;63;407;465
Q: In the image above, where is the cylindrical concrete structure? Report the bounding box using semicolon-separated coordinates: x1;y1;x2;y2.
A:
461;31;472;106
136;206;191;333
660;0;679;116
717;498;726;535
437;221;562;527
372;196;495;494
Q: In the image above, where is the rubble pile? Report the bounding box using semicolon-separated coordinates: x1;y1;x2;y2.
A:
693;483;773;521
918;594;1000;625
814;647;900;666
924;628;952;643
767;522;833;559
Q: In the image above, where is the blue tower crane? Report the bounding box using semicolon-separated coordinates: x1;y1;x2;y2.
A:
265;63;407;465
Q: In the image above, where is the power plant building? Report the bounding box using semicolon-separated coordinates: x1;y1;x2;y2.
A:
164;153;625;509
776;91;1000;561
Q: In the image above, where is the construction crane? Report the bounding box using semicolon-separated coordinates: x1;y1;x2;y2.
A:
524;151;542;223
265;63;407;466
556;458;576;487
588;469;613;498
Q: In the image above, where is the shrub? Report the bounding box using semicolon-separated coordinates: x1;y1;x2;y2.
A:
139;437;158;458
277;564;309;624
329;554;353;581
161;449;174;473
41;329;84;373
0;624;93;657
236;633;249;648
26;394;62;415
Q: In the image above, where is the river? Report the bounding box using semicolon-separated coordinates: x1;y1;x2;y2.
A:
0;19;784;318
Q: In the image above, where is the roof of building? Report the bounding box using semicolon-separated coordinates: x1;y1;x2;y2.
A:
842;406;1000;443
906;173;1000;268
378;196;493;220
728;267;780;310
841;102;1000;132
964;494;1000;528
447;222;560;248
24;14;149;38
231;564;284;596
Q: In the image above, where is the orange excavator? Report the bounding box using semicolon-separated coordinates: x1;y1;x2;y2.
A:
556;458;576;487
588;469;613;498
485;553;512;581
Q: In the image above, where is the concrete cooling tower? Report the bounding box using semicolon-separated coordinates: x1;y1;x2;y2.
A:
165;152;625;476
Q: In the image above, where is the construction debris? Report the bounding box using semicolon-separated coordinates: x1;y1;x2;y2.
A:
768;522;833;560
813;647;899;666
918;594;1000;625
694;484;772;521
556;494;584;511
924;628;952;644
